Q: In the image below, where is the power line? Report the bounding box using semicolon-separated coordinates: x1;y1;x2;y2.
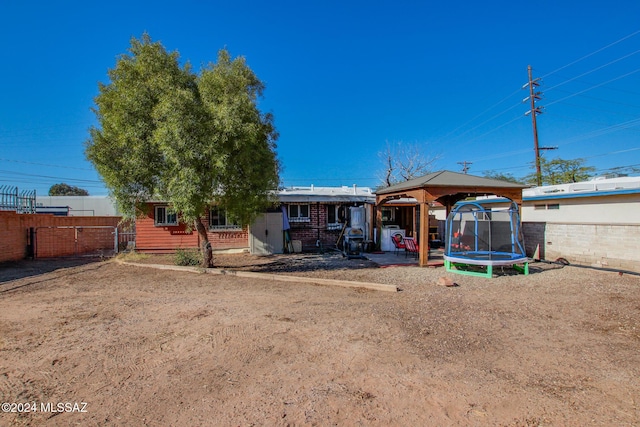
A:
540;29;640;79
439;89;522;141
544;48;640;92
440;30;640;158
545;68;640;108
0;158;94;171
0;169;103;184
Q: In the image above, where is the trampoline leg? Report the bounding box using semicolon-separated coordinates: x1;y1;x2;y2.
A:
512;263;529;275
445;260;493;278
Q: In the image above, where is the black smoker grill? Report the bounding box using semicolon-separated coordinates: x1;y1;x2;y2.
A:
343;206;366;259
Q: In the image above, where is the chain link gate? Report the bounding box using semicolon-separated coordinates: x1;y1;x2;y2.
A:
34;226;118;258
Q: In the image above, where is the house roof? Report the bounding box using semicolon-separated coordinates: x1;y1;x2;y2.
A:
523;176;640;201
376;170;529;195
278;185;376;203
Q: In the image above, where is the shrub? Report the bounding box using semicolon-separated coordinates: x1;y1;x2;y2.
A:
174;248;202;266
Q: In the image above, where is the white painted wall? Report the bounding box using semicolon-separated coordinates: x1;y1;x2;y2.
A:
520;180;640;272
36;196;119;216
522;194;640;225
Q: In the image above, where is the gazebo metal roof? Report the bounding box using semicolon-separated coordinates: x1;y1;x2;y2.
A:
377;170;528;196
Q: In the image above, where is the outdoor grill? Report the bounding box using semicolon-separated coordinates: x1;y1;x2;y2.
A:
343;206;366;259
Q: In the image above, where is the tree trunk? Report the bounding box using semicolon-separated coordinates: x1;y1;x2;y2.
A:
194;218;213;268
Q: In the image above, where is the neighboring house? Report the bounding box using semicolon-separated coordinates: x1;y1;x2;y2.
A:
36;196;120;216
135;185;376;254
521;176;640;272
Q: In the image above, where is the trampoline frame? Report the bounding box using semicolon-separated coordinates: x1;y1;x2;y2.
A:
444;199;530;278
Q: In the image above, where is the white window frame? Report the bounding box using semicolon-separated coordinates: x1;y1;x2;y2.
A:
154;205;178;226
326;204;341;230
209;207;241;230
288;204;310;222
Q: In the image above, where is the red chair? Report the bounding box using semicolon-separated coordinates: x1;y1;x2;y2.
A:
391;233;405;255
403;237;419;259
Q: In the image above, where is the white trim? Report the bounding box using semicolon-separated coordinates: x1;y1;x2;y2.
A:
154;205;177;226
209;207;241;231
288;204;310;222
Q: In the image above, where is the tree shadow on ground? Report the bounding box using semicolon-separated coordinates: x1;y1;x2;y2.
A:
0;258;105;284
224;252;379;274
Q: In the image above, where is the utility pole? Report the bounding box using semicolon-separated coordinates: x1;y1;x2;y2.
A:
523;65;544;186
457;161;472;174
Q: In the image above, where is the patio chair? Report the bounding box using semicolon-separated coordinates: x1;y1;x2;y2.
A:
391;234;405;255
404;237;419;259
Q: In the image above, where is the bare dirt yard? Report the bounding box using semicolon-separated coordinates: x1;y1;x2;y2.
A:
0;252;639;426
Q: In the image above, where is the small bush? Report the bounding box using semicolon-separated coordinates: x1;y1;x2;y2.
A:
174;248;202;266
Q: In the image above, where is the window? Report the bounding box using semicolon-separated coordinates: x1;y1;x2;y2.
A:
327;204;337;224
288;204;310;222
534;203;560;210
209;207;240;230
326;204;342;230
154;206;177;226
381;208;395;222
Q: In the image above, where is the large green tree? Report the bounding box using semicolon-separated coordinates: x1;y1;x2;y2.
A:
482;171;523;184
525;157;595;186
48;183;89;196
85;34;279;267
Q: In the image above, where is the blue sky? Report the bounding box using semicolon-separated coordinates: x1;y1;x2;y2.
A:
1;1;639;195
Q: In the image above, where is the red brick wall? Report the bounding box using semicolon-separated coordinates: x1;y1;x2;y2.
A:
287;203;343;250
0;211;29;261
135;204;248;253
0;211;121;262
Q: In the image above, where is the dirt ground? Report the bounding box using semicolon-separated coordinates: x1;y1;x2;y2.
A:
0;253;639;426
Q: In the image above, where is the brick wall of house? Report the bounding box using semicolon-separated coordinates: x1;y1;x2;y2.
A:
0;211;121;262
287;203;344;251
523;221;640;272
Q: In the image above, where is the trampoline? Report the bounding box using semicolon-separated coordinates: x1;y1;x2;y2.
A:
444;198;530;278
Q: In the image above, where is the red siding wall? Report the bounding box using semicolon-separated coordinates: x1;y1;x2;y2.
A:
135;204;248;253
0;211;121;262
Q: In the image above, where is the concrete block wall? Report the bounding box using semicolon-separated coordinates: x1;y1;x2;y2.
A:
523;221;640;272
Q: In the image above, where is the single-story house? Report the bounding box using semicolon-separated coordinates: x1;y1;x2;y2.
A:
135;185;376;254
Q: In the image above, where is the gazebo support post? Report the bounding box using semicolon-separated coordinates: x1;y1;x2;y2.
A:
418;200;429;266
